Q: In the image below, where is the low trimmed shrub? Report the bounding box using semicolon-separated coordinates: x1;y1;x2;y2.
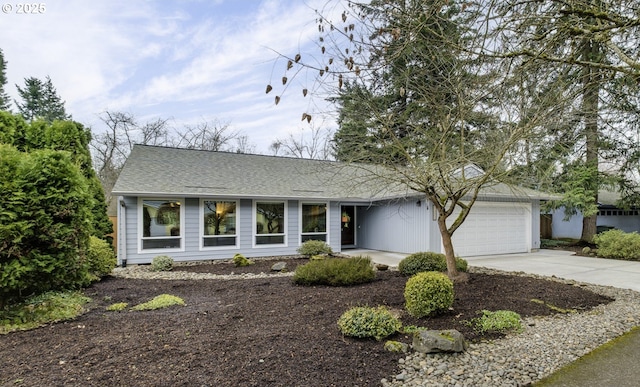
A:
293;256;375;286
337;305;401;340
86;236;116;280
232;253;255;267
0;291;90;334
131;294;185;311
470;310;522;334
593;230;640;261
398;252;468;276
384;340;407;353
151;255;174;271
404;271;454;317
297;240;333;257
106;302;128;312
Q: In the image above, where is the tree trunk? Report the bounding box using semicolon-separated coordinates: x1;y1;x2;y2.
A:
580;39;601;243
437;216;459;279
581;213;598;244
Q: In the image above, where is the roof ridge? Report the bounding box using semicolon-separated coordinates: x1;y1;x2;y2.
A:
133;144;339;164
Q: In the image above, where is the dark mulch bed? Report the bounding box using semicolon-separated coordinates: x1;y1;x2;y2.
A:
0;258;612;387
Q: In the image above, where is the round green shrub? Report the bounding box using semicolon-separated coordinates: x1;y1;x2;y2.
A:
404;271;454;318
594;230;640;261
297;240;333;257
471;310;522;334
454;257;468;272
399;252;468;276
232;253;254;267
86;236;116;279
337;306;401;340
151;255;174;272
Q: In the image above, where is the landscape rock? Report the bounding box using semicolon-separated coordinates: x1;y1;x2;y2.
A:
413;329;468;353
376;263;390;271
271;262;287;272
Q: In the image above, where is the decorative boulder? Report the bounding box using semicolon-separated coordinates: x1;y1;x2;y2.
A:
271;262;287;272
375;263;389;271
412;329;468;353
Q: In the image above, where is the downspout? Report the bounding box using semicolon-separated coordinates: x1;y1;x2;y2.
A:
119;198;127;267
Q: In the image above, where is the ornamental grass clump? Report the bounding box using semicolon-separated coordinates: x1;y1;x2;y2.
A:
293;256;375;286
337;305;401;340
151;255;174;272
398;252;468;276
404;271;454;317
470;310;522;334
297;240;333;257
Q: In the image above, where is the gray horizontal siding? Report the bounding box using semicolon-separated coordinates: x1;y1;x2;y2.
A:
357;199;431;254
119;196;341;264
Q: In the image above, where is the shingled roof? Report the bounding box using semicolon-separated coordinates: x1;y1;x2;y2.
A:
112;145;552;201
111;145;412;201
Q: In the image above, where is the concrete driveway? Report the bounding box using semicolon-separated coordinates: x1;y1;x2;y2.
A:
345;249;640;292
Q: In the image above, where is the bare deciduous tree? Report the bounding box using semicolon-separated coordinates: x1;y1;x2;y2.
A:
92;112;254;201
269;126;333;160
269;0;567;279
92;111;169;202
173;120;239;151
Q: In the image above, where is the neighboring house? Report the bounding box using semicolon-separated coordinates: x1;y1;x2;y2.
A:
112;145;550;265
550;191;640;239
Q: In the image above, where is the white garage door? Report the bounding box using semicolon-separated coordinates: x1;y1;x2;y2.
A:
447;202;531;257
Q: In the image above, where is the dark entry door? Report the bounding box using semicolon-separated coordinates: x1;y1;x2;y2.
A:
340;206;355;246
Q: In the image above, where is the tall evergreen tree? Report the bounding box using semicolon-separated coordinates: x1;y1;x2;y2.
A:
496;0;640;242
272;0;563;278
16;76;70;122
0;49;10;111
0;111;112;240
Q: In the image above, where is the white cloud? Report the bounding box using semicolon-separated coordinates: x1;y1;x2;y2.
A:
0;0;342;153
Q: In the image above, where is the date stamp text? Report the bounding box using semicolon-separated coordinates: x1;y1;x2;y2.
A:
2;3;46;14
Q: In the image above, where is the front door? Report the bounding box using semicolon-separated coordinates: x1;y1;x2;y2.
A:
340;206;355;246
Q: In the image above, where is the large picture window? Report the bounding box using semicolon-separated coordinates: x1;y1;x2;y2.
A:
140;199;182;250
255;201;285;245
202;200;237;248
301;203;327;242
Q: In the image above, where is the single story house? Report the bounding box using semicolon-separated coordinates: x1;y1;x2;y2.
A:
112;145;550;265
550;191;640;239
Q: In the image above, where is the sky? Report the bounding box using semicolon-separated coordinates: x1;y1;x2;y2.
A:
0;0;343;154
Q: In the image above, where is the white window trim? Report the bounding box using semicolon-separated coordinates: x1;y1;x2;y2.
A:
253;200;288;248
199;198;239;250
299;201;329;245
138;197;185;254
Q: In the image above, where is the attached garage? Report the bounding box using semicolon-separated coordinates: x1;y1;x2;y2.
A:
449;202;532;257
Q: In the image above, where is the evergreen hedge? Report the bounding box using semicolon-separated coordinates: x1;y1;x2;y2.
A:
0;145;93;307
